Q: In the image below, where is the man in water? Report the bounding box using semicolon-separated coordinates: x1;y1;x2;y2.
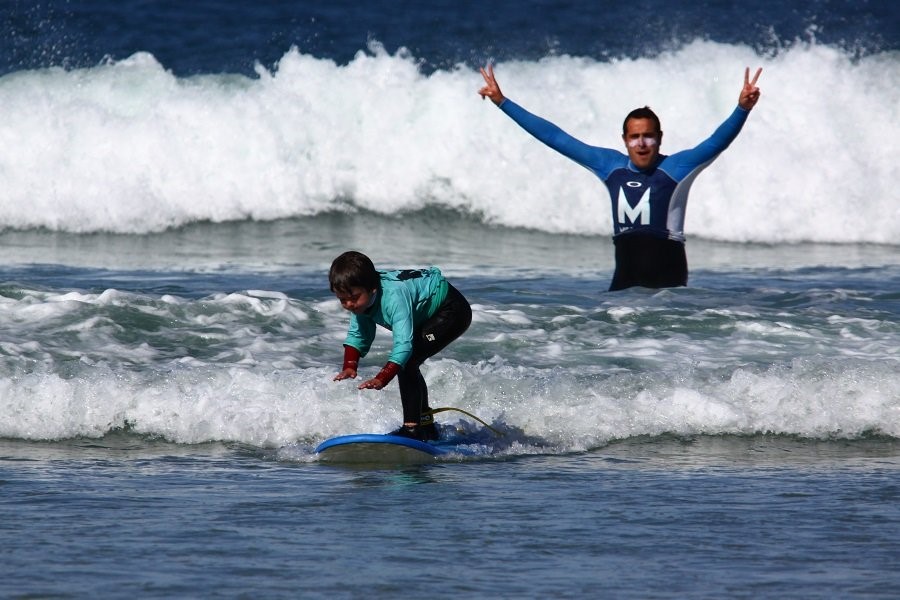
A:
478;65;762;291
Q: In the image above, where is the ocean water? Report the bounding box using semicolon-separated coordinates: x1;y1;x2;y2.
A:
2;1;899;598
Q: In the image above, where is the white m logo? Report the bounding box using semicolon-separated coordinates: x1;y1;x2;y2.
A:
617;186;650;225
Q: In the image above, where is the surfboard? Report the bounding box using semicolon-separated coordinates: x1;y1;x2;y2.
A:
315;408;501;465
315;433;463;465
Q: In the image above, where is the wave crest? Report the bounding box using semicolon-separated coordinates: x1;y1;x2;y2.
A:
0;42;897;243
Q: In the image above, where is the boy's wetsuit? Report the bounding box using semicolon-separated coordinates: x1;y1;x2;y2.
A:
498;99;750;290
343;268;471;425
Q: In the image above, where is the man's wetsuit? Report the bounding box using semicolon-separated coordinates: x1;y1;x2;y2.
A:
498;99;751;290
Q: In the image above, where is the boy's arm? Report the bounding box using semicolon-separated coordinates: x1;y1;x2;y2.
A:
357;290;414;390
334;315;375;381
357;361;401;390
333;345;360;381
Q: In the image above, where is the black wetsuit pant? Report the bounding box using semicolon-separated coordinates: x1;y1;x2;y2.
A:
398;283;472;424
609;234;688;292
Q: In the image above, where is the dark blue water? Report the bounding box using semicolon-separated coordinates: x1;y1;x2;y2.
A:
2;0;895;77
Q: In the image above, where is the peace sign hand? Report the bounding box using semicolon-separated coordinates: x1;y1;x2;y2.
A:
739;67;763;110
478;64;506;106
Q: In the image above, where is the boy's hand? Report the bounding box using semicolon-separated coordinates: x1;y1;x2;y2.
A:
358;377;386;390
333;368;357;381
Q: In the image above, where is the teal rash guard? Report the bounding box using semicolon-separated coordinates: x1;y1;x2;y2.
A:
343;268;449;367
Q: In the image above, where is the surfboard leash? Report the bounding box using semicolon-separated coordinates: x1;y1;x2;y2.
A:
424;407;503;437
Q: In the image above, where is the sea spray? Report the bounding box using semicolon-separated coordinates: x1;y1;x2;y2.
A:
1;42;897;243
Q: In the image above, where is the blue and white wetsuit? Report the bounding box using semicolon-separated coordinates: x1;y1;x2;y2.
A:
498;99;750;290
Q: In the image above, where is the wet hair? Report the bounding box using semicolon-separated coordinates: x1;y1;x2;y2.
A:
622;106;661;136
329;251;380;294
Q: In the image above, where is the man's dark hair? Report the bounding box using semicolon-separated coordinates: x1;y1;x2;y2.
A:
622;106;661;135
329;251;380;294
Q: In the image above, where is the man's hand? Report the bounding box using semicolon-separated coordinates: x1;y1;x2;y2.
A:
739;67;763;110
478;64;506;106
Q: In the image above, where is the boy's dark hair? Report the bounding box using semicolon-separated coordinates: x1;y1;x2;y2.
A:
329;251;380;294
622;106;661;135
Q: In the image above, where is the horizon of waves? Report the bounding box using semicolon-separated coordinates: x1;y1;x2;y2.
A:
0;40;897;244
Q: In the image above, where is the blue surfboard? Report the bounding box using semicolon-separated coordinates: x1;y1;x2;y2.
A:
315;433;470;465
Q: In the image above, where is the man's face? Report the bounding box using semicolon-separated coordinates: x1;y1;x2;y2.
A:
622;118;662;170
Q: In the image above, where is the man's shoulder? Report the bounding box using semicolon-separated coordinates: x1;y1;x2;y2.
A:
585;150;631;180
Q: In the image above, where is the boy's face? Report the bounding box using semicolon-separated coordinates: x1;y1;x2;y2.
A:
335;286;375;315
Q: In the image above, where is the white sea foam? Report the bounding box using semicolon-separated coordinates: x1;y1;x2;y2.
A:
0;41;896;243
1;282;898;447
1;355;897;448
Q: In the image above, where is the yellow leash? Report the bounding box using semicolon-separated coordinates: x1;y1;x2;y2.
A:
423;407;503;437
